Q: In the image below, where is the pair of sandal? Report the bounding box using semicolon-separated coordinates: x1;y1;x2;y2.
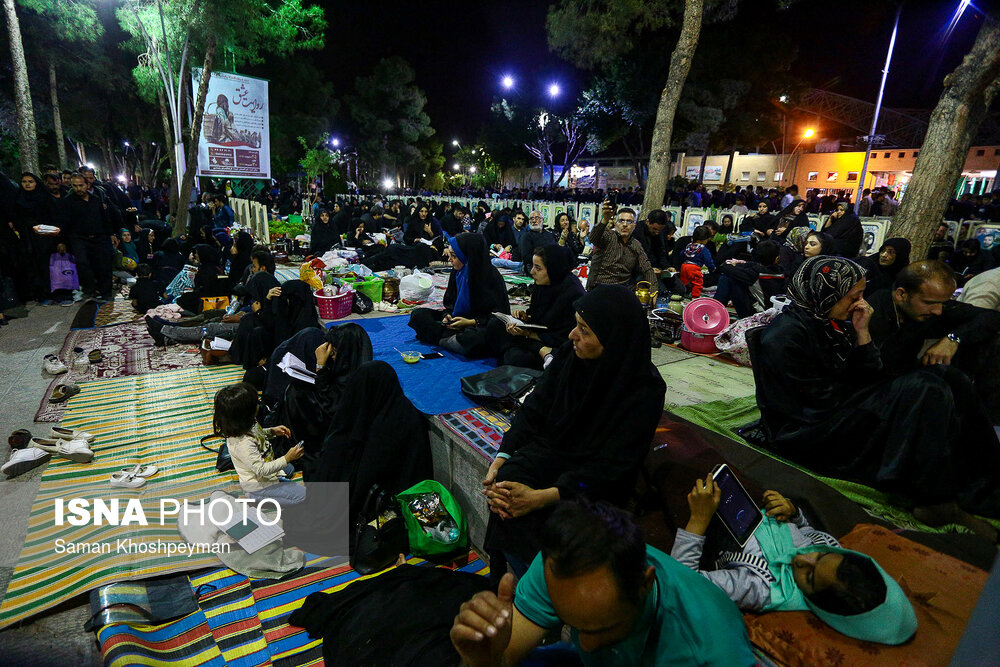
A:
373;301;399;313
110;463;160;489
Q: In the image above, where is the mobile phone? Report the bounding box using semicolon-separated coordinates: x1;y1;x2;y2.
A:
225;518;258;540
420;352;444;359
711;464;762;547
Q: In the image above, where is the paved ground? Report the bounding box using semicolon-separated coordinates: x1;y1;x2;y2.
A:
0;303;101;665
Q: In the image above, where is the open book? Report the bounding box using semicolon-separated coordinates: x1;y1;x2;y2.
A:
492;312;547;331
278;352;316;384
210;492;285;555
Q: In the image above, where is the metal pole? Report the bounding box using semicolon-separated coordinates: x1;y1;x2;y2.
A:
854;4;902;213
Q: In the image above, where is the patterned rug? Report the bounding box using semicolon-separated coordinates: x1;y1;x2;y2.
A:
436;406;514;460
98;554;489;667
0;366;246;630
35;321;203;422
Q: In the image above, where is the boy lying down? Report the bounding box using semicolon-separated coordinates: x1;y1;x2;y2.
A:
671;474;917;645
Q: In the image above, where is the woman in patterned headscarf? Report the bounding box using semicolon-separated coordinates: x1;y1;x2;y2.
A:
754;256;1000;538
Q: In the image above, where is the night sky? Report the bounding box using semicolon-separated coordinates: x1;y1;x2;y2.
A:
312;0;988;145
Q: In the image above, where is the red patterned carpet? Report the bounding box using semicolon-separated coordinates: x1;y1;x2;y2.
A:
35;321;203;422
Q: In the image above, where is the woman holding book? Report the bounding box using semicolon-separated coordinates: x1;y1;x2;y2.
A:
407;233;510;358
484;244;585;369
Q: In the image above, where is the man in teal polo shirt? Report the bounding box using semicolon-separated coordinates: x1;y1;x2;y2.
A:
451;501;755;666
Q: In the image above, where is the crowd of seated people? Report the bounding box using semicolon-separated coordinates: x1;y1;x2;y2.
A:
97;182;1000;665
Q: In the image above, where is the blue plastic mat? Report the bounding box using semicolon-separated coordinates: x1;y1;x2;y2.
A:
331;314;497;415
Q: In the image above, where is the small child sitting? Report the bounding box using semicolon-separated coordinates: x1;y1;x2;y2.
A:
670;473;917;645
129;264;166;314
213;382;306;507
680;225;716;297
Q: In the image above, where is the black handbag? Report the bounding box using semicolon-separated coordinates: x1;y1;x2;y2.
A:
460;365;543;407
352;290;374;314
351;484;408;575
200;433;234;472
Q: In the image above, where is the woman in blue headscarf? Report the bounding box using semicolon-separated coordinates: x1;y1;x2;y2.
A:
407;233;509;358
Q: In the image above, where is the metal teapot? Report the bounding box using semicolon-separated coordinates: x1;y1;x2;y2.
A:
634;281;658;307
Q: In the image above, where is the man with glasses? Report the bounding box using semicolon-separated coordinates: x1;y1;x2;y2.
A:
518;211;556;273
586;202;657;291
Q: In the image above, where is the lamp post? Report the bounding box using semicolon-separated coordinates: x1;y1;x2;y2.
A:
854;4;902;213
780;129;815;186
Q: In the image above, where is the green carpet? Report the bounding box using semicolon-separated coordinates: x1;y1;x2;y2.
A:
669;396;1000;534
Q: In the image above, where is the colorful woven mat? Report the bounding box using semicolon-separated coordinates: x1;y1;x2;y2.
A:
98;554;488;667
35;321;203;422
436;406;514;460
0;366;245;630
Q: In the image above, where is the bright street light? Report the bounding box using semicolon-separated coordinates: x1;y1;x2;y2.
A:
331;138;340;147
548;83;560;98
453;163;460;171
501;75;514;89
452;139;460;146
803;128;815;138
778;95;788;103
382;177;393;189
123;141;130;147
469;166;477;174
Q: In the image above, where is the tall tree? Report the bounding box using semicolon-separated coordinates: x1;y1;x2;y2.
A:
2;0;38;173
549;0;758;212
118;0;325;234
17;0;103;170
893;17;1000;260
347;57;434;185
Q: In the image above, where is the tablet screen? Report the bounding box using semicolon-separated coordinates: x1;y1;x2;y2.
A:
714;467;762;546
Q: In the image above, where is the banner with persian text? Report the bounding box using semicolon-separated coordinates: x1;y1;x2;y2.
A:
193;68;270;180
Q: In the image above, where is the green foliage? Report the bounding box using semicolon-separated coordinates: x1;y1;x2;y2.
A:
297;133;339;180
546;0;674;69
347;57;435;179
17;0;102;43
424;171;446;192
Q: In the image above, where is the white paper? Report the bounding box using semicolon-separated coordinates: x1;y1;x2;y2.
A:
492;312;547;331
211;498;284;554
210;337;232;351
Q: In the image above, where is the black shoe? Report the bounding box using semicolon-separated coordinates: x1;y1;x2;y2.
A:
144;315;166;346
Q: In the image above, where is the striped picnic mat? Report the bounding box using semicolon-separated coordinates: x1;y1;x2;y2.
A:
98;554;489;667
0;365;246;630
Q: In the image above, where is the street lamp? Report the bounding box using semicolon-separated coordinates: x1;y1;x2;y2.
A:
780;129;817;185
382;177;394;190
501;74;514;90
452;139;460;147
331;138;340;147
469;166;477;174
453;163;460;171
547;83;560;98
802;128;814;139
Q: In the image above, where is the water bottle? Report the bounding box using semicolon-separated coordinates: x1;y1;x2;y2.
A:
201;326;208;341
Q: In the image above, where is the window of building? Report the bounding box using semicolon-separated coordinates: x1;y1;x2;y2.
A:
913;152;919;158
846;172;859;182
994;148;1000;156
757;171;766;181
976;149;985;156
740;171;750;181
807;171;818;181
774;172;784;181
883;152;891;158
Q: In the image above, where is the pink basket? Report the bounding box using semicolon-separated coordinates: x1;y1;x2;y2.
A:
315;289;353;320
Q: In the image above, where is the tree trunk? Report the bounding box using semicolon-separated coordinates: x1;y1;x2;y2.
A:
640;0;703;214
48;61;67;169
893;18;1000;261
174;36;216;237
157;87;179;220
3;0;38;174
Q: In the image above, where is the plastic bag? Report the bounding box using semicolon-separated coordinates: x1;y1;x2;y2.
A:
299;262;323;291
49;253;79;292
396;480;467;557
399;270;434;302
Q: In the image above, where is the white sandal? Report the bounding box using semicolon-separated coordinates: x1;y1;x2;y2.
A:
110;470;146;488
50;426;95;443
120;463;158;478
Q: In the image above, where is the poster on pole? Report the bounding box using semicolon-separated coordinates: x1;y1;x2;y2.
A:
194;68;270;180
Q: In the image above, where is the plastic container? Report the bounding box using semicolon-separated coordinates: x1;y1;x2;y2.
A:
399;350;421;364
680;297;731;354
315;288;353;320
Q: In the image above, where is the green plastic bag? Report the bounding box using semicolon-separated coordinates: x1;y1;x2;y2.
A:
396;480;468;557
